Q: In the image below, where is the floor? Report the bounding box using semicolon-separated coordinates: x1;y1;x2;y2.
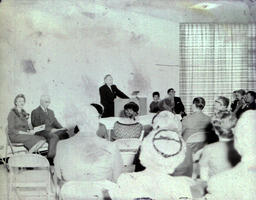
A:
0;164;56;200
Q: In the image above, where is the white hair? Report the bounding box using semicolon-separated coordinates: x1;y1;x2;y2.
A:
64;104;99;136
152;111;182;135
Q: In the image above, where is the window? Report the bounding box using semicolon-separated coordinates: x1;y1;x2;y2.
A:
180;23;256;115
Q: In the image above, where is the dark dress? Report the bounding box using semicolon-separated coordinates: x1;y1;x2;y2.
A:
7;108;44;150
99;84;129;118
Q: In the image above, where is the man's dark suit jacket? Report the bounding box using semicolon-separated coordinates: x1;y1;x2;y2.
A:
236;101;256;119
99;84;129;118
173;96;185;115
31;106;63;132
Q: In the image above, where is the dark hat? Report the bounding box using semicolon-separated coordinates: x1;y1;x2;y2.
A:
124;101;139;113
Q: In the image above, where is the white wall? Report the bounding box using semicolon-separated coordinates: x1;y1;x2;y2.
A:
0;0;252;127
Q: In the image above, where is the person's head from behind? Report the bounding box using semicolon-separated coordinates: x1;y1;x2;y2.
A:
167;88;175;98
104;74;113;86
245;91;256;104
236;89;246;101
140;129;186;174
14;94;26;109
40;95;51;110
90;103;104;118
214;96;229;113
64;104;99;136
152;111;182;135
234;110;256;159
212;111;237;140
192;97;206;112
124;102;139;119
152;91;160;102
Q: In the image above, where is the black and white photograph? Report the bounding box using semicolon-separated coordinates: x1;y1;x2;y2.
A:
0;0;256;199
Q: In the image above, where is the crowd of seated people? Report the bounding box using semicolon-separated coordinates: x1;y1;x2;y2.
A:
6;87;256;200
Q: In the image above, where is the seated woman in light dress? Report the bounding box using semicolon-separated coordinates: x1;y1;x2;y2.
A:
205;110;256;200
199;110;241;181
54;104;123;183
111;102;143;141
111;128;197;200
7;94;46;153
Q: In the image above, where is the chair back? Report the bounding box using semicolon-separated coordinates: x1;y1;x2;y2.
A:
8;154;51;200
8;153;49;168
114;138;142;168
186;132;206;143
186;132;207;154
112;121;143;140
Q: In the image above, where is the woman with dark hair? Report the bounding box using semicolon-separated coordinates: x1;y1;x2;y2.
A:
7;94;46;152
123;101;139;120
111;102;143;140
199;111;241;181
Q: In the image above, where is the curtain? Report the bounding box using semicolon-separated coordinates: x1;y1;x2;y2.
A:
180;23;256;115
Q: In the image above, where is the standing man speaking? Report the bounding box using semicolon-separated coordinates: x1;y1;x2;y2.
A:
99;74;129;118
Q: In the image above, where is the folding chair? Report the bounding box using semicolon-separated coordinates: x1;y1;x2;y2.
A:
8;154;52;200
114;132;144;173
2;127;27;168
4;127;48;165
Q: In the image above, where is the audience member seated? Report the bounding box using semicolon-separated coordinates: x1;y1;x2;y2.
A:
111;102;143;141
182;97;212;142
7;94;46;153
210;96;230;143
230;90;239;112
205;110;256;200
235;91;256;119
149;91;160;113
92;103;109;139
158;88;186;117
54;105;123;183
31;95;69;159
74;103;108;139
232;89;246;118
199;110;241;181
135;111;193;177
112;129;196;200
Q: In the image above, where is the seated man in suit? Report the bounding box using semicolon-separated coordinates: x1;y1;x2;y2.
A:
182;97;212;142
235;91;256;119
31;95;69;159
158;88;186;117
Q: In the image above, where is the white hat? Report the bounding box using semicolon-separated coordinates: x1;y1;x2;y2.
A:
139;129;186;174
